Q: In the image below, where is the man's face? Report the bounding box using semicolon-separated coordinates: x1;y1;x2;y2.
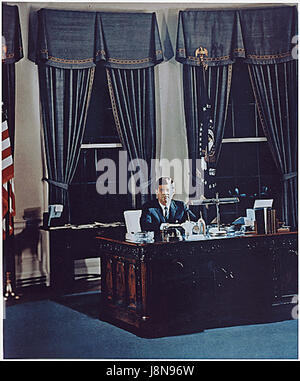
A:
156;182;174;206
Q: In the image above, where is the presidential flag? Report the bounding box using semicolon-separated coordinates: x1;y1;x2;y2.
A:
198;70;217;199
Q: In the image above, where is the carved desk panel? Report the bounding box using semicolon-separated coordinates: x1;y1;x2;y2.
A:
96;232;297;337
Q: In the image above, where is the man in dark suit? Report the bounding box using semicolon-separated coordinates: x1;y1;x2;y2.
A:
140;177;197;232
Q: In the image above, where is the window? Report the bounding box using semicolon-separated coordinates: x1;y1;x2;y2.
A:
216;60;281;224
83;64;119;144
69;64;131;225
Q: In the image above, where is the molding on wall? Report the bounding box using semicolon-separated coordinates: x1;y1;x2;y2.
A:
81;143;122;149
222;137;267;144
74;258;101;281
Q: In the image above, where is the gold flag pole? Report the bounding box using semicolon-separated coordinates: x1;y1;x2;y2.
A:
4;271;19;301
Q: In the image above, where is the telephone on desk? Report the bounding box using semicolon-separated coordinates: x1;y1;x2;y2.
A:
160;218;206;242
43;204;64;227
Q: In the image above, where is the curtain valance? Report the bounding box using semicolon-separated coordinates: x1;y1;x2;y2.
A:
176;10;243;67
176;6;297;66
2;4;23;64
28;8;164;69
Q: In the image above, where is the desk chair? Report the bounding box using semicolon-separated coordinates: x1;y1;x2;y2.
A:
124;210;142;234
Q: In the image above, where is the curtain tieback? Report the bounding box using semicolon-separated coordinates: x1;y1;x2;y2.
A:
42;178;69;190
282;172;297;182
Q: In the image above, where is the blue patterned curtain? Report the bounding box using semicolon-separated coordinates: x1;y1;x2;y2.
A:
176;6;298;228
38;65;95;221
248;61;298;227
106;67;156;208
29;8;166;213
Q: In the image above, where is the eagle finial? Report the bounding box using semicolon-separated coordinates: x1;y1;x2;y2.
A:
195;46;208;70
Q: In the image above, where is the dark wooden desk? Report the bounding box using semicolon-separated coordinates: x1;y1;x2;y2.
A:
42;225;111;291
96;232;298;337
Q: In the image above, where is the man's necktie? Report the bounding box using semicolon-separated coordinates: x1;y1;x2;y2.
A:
164;206;169;221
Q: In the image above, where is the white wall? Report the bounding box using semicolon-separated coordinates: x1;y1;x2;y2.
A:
11;1;286;285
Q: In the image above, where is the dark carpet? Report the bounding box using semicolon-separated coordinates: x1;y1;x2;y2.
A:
3;291;298;359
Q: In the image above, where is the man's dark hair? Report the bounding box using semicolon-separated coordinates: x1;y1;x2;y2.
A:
156;177;174;189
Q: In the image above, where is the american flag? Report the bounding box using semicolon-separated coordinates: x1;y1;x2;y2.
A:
2;114;15;239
